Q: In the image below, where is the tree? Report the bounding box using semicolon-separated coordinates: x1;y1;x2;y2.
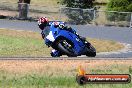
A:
107;0;132;21
18;0;31;4
60;0;95;9
59;0;95;24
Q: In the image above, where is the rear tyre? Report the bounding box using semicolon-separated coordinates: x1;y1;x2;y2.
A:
86;52;96;57
86;45;96;57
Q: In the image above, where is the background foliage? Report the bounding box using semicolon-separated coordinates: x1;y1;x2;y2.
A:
107;0;132;21
60;0;95;8
107;0;132;12
59;0;95;24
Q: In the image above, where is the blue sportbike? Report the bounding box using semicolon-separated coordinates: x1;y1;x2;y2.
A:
42;22;96;57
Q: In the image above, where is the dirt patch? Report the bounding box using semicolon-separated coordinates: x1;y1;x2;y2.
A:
0;28;42;39
0;9;60;20
0;58;131;76
0;10;18;17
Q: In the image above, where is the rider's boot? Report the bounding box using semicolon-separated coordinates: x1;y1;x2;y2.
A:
50;49;62;57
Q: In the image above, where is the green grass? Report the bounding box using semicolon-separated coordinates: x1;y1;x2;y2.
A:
0;59;131;88
0;64;131;88
0;29;52;57
0;28;124;57
0;35;51;57
0;74;77;88
1;75;130;88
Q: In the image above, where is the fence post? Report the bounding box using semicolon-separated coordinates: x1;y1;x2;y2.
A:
130;13;132;28
93;9;96;25
18;3;29;19
59;6;62;20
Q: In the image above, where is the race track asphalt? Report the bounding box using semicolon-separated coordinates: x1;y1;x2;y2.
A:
0;19;132;58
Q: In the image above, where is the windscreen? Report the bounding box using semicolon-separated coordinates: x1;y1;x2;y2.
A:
42;26;50;37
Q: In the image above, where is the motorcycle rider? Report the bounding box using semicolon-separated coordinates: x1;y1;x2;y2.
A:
38;17;87;57
38;17;66;57
38;17;76;36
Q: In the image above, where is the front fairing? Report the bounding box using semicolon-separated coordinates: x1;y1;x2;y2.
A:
41;26;50;37
44;24;59;46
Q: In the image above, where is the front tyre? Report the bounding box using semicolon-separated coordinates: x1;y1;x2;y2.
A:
57;38;76;57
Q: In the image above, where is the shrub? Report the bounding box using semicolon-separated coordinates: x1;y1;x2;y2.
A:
59;0;95;24
107;0;132;21
127;4;132;12
61;8;94;24
60;0;95;8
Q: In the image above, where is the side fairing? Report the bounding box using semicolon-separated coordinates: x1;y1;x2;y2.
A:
56;30;85;55
46;31;55;42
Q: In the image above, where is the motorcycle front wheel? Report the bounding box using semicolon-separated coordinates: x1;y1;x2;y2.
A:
57;38;76;57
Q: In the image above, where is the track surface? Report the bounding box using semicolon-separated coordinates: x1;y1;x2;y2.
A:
0;19;132;58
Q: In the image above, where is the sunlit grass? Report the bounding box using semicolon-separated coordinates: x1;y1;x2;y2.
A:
0;28;124;57
0;29;51;57
0;0;60;6
0;60;131;88
88;38;124;53
0;74;130;88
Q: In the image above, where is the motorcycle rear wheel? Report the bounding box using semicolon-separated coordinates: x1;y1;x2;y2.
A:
86;44;96;57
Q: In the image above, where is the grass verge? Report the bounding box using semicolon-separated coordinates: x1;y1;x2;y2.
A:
0;28;124;57
0;74;131;88
0;60;131;88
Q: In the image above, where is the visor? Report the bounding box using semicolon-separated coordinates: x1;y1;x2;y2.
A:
41;26;50;38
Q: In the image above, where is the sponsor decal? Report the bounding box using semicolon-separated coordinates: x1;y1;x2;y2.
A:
76;66;131;85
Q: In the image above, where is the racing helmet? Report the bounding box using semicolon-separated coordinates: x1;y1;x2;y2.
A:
38;17;49;30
